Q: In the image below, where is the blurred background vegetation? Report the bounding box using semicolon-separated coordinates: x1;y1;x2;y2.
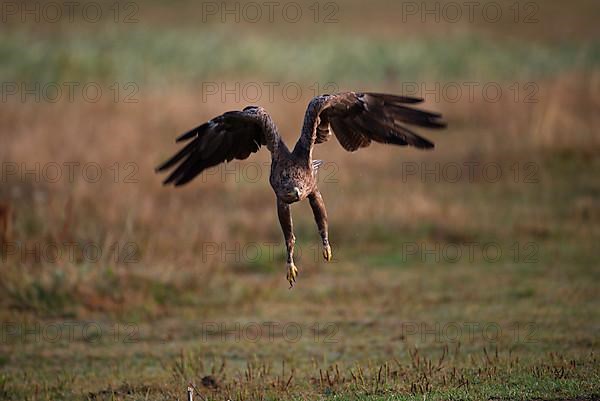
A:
0;0;599;400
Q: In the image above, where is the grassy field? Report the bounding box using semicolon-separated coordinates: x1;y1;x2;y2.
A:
1;1;599;400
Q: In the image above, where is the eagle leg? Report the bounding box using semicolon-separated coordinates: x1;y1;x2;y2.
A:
277;198;298;288
308;189;332;262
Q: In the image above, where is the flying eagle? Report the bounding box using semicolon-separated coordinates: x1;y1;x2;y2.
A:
156;92;446;287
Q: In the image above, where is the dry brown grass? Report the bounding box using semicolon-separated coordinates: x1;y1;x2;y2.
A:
0;70;598;318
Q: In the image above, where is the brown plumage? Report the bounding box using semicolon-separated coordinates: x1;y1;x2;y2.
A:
156;92;446;287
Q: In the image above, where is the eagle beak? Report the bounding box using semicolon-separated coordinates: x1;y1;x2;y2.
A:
287;187;301;200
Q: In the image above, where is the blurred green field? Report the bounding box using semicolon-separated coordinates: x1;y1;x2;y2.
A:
2;29;600;84
0;0;599;400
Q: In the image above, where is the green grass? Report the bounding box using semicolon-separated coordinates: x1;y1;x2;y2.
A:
1;28;599;84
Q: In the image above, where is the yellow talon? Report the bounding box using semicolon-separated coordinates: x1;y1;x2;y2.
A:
323;244;332;262
286;261;298;288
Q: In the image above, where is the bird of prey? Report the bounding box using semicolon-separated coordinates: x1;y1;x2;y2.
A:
156;92;446;288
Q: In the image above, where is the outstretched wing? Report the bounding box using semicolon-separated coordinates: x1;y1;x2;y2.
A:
294;92;446;156
156;106;279;186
